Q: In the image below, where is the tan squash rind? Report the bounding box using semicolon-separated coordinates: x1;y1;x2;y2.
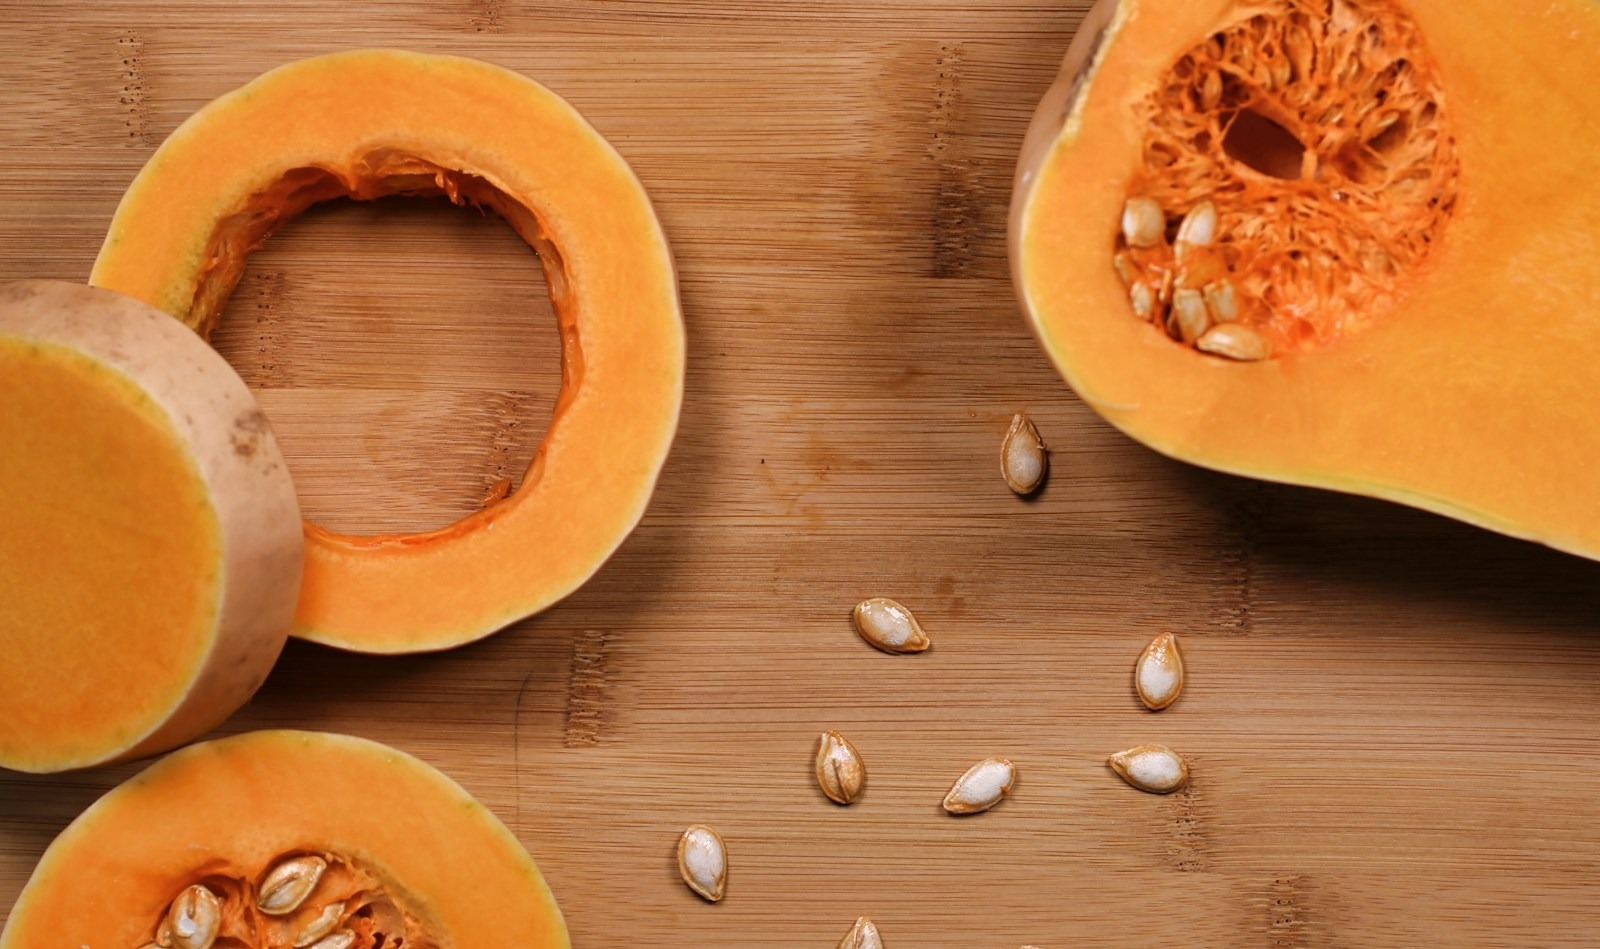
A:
0;730;568;948
0;281;301;772
91;50;685;652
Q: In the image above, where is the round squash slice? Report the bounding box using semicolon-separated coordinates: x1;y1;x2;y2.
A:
0;730;568;949
1011;0;1600;556
91;50;685;652
0;281;301;774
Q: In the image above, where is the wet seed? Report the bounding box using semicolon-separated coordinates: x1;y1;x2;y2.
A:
1121;197;1165;248
1168;289;1211;344
165;885;221;949
1196;323;1272;361
292;903;345;948
258;855;327;916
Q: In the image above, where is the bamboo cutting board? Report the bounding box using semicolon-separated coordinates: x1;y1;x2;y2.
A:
3;2;1599;945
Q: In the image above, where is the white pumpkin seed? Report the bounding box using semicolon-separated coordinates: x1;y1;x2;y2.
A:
258;854;327;915
942;757;1017;814
816;730;867;805
1000;412;1048;496
1135;632;1185;710
838;916;884;949
1121;197;1164;248
1108;744;1190;793
1196;323;1272;361
677;824;728;902
304;932;356;949
166;885;221;949
1112;252;1135;286
292;902;345;948
1202;280;1239;322
1128;281;1155;320
852;598;930;654
1175;200;1217;250
1168;289;1211;344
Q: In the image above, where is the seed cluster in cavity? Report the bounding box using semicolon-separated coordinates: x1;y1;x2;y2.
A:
1115;0;1460;357
141;853;432;949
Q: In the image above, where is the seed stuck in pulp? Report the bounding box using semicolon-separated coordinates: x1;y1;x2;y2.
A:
1121;197;1165;248
292;902;345;948
165;884;222;949
1108;744;1190;794
1135;632;1185;710
1196;323;1272;361
838;916;885;949
853;598;930;653
1001;412;1048;495
258;854;328;915
942;757;1017;814
816;730;867;805
677;824;728;902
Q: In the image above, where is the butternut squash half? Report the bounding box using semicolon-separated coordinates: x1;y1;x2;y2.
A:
91;50;685;652
0;281;301;774
1011;0;1600;556
0;730;568;949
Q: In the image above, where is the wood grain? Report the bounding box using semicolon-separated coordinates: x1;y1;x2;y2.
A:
3;2;1599;946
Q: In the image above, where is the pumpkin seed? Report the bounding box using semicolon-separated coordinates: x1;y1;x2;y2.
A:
1174;201;1217;257
292;902;345;948
1121;197;1164;248
1202;280;1239;322
815;730;867;805
1135;632;1185;710
166;885;221;949
1129;281;1155;320
942;757;1017;814
1168;289;1211;344
1000;412;1048;496
677;824;728;902
1108;744;1189;793
1200;70;1222;110
304;932;356;949
1112;252;1135;286
838;916;884;949
1196;323;1272;361
853;598;930;654
258;854;327;915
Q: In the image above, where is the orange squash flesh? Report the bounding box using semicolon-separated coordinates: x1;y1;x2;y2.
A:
1011;0;1600;556
0;281;301;773
0;730;568;949
91;50;685;653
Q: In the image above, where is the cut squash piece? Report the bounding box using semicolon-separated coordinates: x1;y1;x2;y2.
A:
0;281;301;773
91;50;685;652
0;730;568;949
1011;0;1600;556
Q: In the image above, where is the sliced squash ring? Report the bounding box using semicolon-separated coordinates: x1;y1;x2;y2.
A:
91;50;685;652
0;730;568;949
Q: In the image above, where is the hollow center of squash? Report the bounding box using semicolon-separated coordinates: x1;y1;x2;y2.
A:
189;152;574;538
0;337;219;770
1112;0;1459;359
141;852;437;949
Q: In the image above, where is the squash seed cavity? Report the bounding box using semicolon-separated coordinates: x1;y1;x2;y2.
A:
1113;0;1459;358
141;853;434;949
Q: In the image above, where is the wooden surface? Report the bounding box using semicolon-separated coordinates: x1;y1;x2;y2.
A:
3;2;1600;945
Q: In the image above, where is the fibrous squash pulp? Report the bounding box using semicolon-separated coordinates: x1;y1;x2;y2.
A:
1011;0;1600;556
92;50;685;652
